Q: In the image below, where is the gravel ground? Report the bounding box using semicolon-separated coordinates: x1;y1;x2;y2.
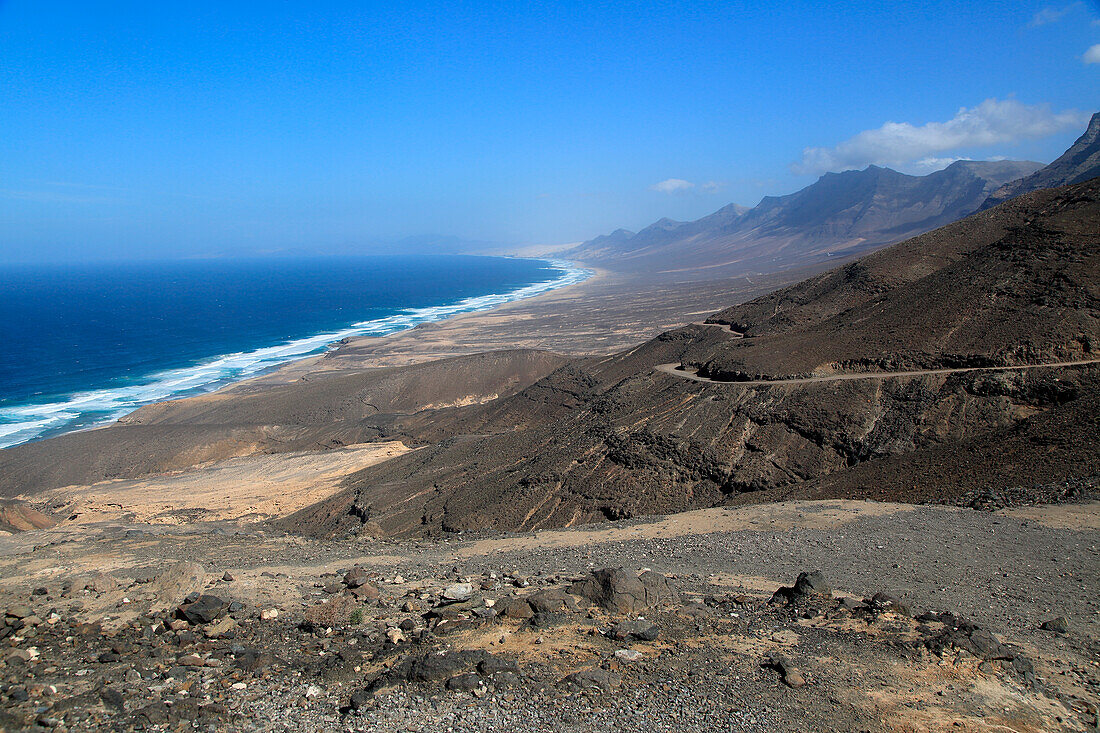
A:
0;500;1096;732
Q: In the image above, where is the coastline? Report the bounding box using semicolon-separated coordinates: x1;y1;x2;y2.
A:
0;261;813;499
0;257;592;449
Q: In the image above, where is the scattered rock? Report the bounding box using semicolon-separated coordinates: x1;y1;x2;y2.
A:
765;654;806;688
561;668;620;692
442;583;474;602
1040;616;1069;634
234;647;275;673
614;648;643;662
343;567;372;589
609;619;659;642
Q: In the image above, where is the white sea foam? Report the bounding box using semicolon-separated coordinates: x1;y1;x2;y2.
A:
0;259;591;449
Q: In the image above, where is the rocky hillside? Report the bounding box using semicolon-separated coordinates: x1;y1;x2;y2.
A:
285;178;1099;538
981;111;1100;210
560;159;1041;277
0;350;568;496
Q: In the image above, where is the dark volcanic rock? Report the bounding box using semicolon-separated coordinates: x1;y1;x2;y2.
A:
178;594;230;625
477;656;520;676
867;592;910;616
343;567;371;588
409;653;466;682
525;588;579;614
445;673;484;692
569;568;677;614
772;571;832;604
496;598;535;620
764;654;806;688
1040;616;1069;634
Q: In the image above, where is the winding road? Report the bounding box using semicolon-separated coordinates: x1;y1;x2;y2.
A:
654;358;1100;386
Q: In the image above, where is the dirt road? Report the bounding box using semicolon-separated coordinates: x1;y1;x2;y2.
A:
655;358;1100;385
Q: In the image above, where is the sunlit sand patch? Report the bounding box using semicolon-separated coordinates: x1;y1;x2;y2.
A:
25;441;411;526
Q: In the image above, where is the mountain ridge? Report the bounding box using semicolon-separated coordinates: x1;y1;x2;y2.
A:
980;111;1100;209
560;158;1042;277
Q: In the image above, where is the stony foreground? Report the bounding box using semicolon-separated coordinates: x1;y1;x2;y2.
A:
0;500;1096;732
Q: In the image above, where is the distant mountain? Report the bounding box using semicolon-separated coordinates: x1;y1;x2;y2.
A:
981;112;1100;210
562;159;1042;276
284;177;1100;537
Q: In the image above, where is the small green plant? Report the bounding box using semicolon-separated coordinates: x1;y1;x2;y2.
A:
349;608;364;625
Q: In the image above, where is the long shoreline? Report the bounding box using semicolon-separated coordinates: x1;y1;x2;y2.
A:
0;257;593;449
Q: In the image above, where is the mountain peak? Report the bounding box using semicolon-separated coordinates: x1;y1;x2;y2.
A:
980;112;1100;210
1086;111;1100;136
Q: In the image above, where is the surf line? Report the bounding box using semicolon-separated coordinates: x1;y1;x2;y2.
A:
0;259;593;449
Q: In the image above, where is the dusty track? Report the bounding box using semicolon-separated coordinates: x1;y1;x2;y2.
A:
655;358;1100;385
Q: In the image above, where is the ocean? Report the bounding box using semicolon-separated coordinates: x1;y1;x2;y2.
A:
0;255;589;449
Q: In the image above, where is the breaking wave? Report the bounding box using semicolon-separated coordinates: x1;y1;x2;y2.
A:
0;259;590;449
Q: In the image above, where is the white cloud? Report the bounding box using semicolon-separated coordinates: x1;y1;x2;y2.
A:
700;181;727;193
1028;3;1080;27
792;99;1087;175
909;156;967;173
650;178;694;193
1084;44;1100;64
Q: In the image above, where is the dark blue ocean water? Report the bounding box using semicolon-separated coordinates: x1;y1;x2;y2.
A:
0;255;588;448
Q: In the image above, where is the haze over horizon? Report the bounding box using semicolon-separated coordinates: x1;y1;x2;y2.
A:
2;0;1098;262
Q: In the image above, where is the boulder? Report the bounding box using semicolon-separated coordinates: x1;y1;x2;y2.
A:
349;583;380;601
343;567;371;589
477;656;519;676
203;617;237;638
765;654;805;688
771;571;831;604
178;595;229;625
445;673;483;692
569;568;677;614
148;562;206;608
866;592;910;617
5;604;32;619
496;598;535;620
525;589;579;614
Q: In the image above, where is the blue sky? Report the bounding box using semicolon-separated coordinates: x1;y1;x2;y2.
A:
1;0;1098;262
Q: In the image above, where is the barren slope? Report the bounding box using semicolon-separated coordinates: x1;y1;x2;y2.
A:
286;179;1099;538
0;350;567;496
